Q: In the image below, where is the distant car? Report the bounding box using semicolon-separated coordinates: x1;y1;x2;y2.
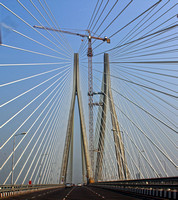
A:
65;183;72;188
77;183;82;186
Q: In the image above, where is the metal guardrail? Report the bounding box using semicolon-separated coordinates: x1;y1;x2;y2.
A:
0;184;64;198
91;176;178;199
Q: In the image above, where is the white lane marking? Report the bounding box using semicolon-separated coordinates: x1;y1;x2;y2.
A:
63;187;75;200
31;197;36;199
85;186;105;199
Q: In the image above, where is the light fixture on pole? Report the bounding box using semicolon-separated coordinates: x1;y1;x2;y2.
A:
138;150;144;179
11;132;26;185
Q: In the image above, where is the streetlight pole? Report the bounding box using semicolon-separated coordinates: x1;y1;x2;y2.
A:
138;150;144;179
11;132;26;185
39;153;48;184
138;153;140;179
161;160;167;176
50;162;56;184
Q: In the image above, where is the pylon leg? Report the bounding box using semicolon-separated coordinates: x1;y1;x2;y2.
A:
60;53;92;184
76;53;92;182
106;53;130;180
59;86;75;184
95;53;130;182
95;54;108;182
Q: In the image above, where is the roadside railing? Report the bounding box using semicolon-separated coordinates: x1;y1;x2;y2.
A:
0;184;64;198
91;176;178;199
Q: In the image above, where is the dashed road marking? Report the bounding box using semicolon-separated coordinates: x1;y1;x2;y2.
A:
63;187;75;200
85;187;105;199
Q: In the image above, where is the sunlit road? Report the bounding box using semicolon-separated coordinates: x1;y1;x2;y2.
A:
3;186;160;200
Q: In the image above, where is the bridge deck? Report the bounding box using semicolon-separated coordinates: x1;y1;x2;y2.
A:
1;186;170;200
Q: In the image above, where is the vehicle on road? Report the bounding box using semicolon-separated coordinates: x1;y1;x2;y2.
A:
65;183;72;188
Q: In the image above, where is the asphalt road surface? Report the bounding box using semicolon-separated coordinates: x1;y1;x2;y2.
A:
3;186;163;200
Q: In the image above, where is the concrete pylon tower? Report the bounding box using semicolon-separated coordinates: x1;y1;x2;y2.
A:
95;53;130;181
60;53;92;184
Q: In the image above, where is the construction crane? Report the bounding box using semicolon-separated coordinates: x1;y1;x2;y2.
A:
33;25;110;177
33;25;110;43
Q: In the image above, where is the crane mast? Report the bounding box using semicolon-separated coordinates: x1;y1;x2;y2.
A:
33;25;110;177
87;33;94;173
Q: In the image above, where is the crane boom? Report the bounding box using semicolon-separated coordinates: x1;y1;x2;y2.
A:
33;25;110;43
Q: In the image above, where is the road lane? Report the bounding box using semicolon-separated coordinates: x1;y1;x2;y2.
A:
2;187;68;200
84;186;138;200
3;186;158;200
62;186;104;200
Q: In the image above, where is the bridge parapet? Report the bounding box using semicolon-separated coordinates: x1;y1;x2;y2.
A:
91;177;178;199
0;184;64;198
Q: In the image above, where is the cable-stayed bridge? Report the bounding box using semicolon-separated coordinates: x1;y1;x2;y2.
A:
0;0;177;199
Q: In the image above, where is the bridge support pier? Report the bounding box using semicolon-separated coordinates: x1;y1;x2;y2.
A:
95;53;130;181
95;54;108;181
60;53;92;184
106;53;130;180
